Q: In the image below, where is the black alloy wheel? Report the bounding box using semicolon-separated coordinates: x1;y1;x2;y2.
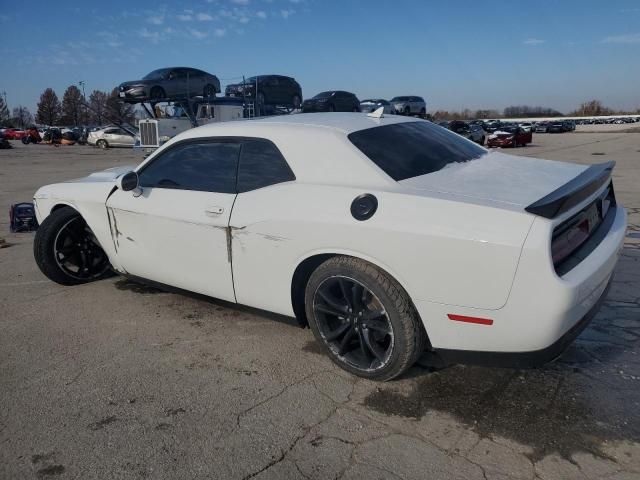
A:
34;207;112;285
305;256;427;381
313;276;394;371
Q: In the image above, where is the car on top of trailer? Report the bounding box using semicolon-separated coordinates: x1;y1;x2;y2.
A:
118;68;221;103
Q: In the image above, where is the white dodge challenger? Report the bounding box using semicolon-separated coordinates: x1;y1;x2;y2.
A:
32;113;627;380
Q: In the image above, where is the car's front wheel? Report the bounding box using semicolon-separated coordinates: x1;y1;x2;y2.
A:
34;207;112;286
305;256;427;381
96;139;108;149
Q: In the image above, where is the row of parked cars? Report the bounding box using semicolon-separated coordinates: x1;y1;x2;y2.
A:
436;120;533;148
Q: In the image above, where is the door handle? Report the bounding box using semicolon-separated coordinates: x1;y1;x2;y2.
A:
205;206;224;216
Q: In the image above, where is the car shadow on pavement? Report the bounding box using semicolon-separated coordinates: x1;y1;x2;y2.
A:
363;247;640;463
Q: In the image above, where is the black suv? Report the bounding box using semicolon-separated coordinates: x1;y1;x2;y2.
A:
225;75;302;111
302;91;361;113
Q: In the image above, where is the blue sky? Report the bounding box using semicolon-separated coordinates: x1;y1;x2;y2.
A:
1;0;639;114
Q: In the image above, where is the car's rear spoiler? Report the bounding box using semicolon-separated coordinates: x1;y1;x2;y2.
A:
525;161;615;219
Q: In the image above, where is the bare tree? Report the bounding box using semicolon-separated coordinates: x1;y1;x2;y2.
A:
88;90;109;126
36;88;62;126
106;88;135;125
12;106;34;128
570;100;614;117
0;94;10;125
61;85;84;126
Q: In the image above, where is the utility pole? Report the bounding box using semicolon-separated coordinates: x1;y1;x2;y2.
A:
78;81;86;100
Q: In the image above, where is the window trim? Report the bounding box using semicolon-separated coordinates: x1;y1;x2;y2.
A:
136;136;296;194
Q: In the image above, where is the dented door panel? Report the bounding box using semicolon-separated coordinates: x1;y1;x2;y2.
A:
106;187;237;302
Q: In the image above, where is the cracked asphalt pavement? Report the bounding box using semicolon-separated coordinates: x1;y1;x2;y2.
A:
1;129;639;479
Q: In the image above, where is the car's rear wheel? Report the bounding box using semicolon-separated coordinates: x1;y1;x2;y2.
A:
305;256;427;381
34;207;112;286
150;86;165;100
96;139;108;149
203;84;216;97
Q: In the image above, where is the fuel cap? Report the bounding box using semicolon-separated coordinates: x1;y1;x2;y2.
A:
351;194;378;221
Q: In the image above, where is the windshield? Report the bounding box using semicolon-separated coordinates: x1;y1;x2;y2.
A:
499;126;518;133
143;69;169;80
348;121;486;181
313;91;334;99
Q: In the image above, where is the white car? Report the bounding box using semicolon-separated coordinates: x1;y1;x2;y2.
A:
32;113;627;380
87;126;136;149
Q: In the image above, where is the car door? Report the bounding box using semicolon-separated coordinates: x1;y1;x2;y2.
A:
189;69;207;96
106;140;241;302
267;77;281;104
166;69;187;97
112;128;133;146
228;138;297;315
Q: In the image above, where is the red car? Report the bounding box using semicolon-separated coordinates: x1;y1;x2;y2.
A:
3;128;28;140
486;125;532;148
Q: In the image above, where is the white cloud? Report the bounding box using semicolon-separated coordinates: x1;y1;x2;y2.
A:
147;14;164;25
197;13;214;21
256;11;267;19
177;14;193;21
189;28;209;39
280;9;295;19
231;0;249;4
239;16;250;24
523;38;545;45
214;28;226;37
602;33;640;44
139;28;161;43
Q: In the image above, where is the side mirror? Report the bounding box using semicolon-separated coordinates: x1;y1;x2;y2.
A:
119;171;139;192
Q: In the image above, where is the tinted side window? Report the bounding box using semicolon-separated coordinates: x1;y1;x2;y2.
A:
139;142;241;193
348;122;486;181
237;139;295;193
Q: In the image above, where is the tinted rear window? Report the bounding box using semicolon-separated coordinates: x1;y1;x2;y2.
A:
348;122;486;181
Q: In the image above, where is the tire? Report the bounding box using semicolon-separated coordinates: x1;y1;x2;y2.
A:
305;256;427;381
150;86;165;100
203;84;216;97
21;136;30;145
96;139;108;149
33;207;113;286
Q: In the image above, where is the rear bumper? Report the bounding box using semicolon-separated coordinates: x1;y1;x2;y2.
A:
433;278;612;368
414;204;626;358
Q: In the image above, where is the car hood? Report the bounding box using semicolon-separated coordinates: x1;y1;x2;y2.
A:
65;165;137;184
398;151;587;209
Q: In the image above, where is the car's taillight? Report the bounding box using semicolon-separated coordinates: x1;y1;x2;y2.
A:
551;218;591;265
551;184;615;269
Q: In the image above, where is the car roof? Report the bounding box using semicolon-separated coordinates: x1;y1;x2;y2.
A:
198;112;419;135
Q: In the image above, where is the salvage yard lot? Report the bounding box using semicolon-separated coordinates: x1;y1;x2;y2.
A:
1;129;639;479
